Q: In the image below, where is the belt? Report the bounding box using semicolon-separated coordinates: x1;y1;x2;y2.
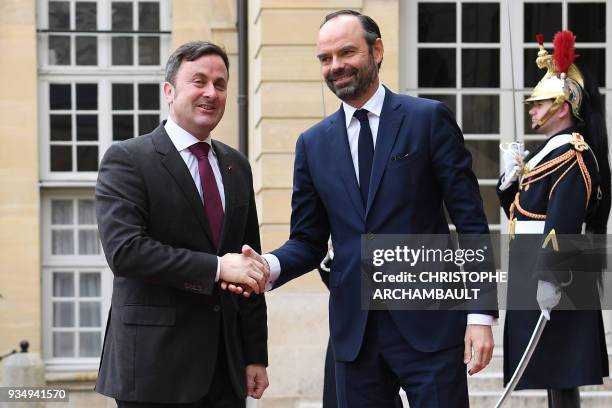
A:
514;220;545;234
512;220;586;235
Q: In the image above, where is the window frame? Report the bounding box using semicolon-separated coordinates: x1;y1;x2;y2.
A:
41;189;112;370
402;0;509;233
38;0;170;183
37;0;172;73
39;75;166;182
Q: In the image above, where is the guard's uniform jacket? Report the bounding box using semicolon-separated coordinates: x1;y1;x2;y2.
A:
497;127;609;389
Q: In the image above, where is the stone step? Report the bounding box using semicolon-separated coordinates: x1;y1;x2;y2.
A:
583;378;612;392
469;390;612;408
468;352;612;393
468;373;612;392
291;390;612;408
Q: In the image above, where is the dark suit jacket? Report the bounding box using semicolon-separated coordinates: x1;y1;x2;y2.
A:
271;88;495;362
95;123;267;403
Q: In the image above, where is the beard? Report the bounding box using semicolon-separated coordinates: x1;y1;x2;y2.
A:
324;53;378;102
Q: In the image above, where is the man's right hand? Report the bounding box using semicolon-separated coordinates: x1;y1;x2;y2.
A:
219;250;267;295
499;145;529;191
536;279;561;320
220;245;270;296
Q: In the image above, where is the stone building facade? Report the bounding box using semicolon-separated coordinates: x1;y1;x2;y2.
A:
1;1;610;407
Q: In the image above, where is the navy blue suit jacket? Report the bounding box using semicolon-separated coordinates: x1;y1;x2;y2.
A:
271;88;492;362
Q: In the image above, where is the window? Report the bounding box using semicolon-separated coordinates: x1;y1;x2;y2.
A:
111;1;161;66
39;0;170;69
405;1;503;229
49;270;104;359
48;83;100;173
401;0;610;234
42;193;111;369
112;82;161;140
38;0;169;182
49;198;100;256
46;0;98;66
40;78;165;180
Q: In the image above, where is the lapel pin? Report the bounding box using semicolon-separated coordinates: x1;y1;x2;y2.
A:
227;165;232;172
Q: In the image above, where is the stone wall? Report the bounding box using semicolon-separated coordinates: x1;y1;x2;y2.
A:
0;0;41;357
172;0;239;148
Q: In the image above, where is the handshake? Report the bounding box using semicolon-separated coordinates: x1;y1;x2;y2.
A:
218;245;270;297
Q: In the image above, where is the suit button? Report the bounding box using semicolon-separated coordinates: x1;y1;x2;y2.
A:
213;305;221;312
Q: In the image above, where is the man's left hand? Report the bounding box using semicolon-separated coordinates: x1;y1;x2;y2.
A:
464;324;494;376
221;245;270;297
245;364;269;399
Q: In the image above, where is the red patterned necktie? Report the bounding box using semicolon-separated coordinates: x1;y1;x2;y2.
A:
188;142;224;246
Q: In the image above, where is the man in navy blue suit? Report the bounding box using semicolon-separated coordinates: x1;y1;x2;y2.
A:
229;9;497;408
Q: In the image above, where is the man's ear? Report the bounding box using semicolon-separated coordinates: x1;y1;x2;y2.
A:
559;101;572;120
373;38;384;66
163;82;174;105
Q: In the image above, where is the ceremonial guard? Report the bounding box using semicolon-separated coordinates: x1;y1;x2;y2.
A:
497;31;610;407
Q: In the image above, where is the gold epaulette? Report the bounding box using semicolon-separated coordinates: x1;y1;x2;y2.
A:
569;132;589;152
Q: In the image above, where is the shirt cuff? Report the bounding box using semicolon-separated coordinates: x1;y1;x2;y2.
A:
263;254;281;291
215;256;221;282
467;313;498;326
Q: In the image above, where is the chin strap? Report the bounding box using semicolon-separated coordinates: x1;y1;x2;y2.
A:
535;96;565;129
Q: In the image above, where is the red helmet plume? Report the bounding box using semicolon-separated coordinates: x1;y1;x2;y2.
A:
553;30;576;75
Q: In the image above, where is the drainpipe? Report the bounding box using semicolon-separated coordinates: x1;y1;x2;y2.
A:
237;0;248;156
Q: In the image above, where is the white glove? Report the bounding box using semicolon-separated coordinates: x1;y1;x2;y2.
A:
536;279;561;320
499;145;529;191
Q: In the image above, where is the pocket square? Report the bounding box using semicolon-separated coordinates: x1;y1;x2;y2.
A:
391;152;413;161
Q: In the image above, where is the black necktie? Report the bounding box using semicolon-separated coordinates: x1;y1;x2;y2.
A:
354;109;374;206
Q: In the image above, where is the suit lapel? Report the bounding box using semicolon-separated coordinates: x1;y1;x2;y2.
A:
212;140;235;253
328;107;365;221
366;90;405;216
152;125;216;247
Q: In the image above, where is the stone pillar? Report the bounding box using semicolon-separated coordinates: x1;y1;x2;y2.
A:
171;0;239;149
0;0;41;357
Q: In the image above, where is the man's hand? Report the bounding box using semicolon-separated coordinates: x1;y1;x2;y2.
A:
245;364;269;399
499;145;530;191
242;245;270;292
536;279;561;320
221;245;270;297
219;249;267;295
464;324;494;376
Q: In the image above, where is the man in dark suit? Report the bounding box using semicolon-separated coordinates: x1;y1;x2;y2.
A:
234;10;497;408
95;41;269;407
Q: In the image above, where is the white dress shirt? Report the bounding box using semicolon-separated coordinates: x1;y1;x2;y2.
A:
164;117;225;281
342;83;385;183
263;84;494;326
